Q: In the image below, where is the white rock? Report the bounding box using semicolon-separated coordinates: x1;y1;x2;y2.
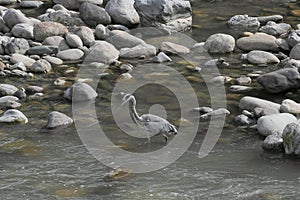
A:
0;109;28;123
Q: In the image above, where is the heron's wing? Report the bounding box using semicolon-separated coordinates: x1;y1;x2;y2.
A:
140;114;168;123
139;114;177;135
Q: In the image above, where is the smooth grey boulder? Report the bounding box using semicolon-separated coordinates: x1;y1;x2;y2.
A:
106;30;146;50
280;99;300;114
159;42;190;55
259;21;291;36
204;33;235;53
290;43;300;60
79;2;111;27
257;68;300;93
3;8;31;28
33;21;68;41
237;33;279;52
262;134;284;152
83;41;119;64
64;82;98;102
76;26;95;47
46;111;73;129
0;84;18;96
28;59;52;73
120;44;156;59
134;0;192;32
56;49;84;61
283;121;300;155
11;23;34;39
53;0;103;10
95;24;110;40
239;96;280;112
246;50;280;65
10;53;35;67
43;55;63;66
65;33;83;48
228;14;260;32
257;113;297;137
42;36;70;51
0;109;28;123
105;0;140;27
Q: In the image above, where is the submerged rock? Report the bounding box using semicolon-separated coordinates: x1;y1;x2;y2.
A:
0;109;28;123
257;113;297;137
46;111;73;129
159;42;190;55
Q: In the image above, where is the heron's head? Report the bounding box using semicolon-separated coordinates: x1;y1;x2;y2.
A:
120;93;136;107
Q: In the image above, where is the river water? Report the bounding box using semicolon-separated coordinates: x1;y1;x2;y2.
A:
1;1;300;199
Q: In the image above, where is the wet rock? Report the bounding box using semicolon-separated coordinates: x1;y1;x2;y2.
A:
204;58;229;68
106;30;146;50
76;26;95;47
134;0;192;32
42;36;70;51
5;38;30;55
0;109;28;123
236;75;252;85
287;30;300;47
26;85;44;95
95;24;110;40
200;108;230;119
53;0;103;10
0;84;18;96
79;2;111;27
229;85;253;93
64;82;98;102
204;33;235;53
11;23;34;39
10;53;35;67
65;33;83;48
257;68;300;93
26;45;58;55
282;121;300;155
228;14;260;32
20;1;43;8
262;134;283;152
235;114;255;126
0;96;21;109
246;50;280;65
3;9;31;29
192;106;213;114
290;43;300;60
259;21;291;36
239;96;280;112
46;111;73;129
105;0;139;28
236;32;279;52
56;49;84;61
257;113;297;137
33;22;68;42
257;15;283;25
210;75;232;85
159;42;190;55
83;41;119;64
13;88;26;100
28;59;51;73
280;99;300;114
120;44;156;59
152;52;172;63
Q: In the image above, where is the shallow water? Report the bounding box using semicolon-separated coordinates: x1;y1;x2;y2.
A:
1;0;300;199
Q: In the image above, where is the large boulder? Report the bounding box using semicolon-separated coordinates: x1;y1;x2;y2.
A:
64;82;98;102
239;96;280;112
34;22;68;42
280;99;300;115
11;23;34;39
46;111;73;129
106;30;146;49
79;2;111;27
246;50;280;65
105;0;140;28
10;53;35;67
120;44;156;59
76;26;95;47
0;84;18;96
257;68;300;93
83;41;119;64
236;32;279;52
134;0;192;32
53;0;103;10
228;14;260;33
283;121;300;155
257;113;297;137
204;33;235;53
3;9;31;29
0;109;28;123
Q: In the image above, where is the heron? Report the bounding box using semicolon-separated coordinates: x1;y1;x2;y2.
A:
119;94;178;143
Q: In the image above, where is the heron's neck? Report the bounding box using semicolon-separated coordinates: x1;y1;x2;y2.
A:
129;100;140;124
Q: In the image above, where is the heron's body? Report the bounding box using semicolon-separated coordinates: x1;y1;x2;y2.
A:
121;94;177;143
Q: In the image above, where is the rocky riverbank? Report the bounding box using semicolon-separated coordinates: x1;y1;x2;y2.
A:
0;0;300;159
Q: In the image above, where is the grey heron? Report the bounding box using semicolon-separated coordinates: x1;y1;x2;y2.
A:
120;94;178;143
